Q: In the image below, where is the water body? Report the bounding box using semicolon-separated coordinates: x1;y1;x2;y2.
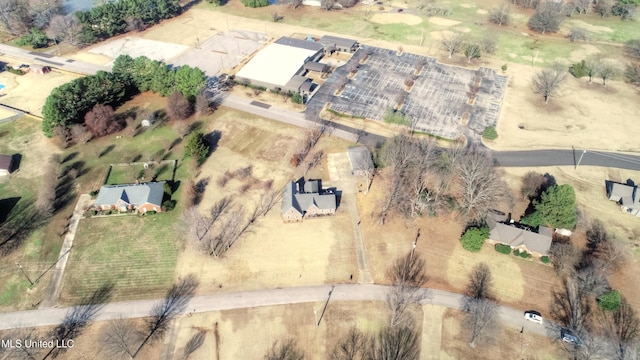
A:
63;0;115;14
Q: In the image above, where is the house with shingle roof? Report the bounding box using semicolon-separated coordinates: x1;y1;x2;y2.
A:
605;180;640;217
0;155;12;177
281;178;336;222
94;181;165;214
486;210;553;257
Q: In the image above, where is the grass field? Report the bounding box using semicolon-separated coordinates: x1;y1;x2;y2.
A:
0;117;66;310
105;161;176;185
60;214;181;304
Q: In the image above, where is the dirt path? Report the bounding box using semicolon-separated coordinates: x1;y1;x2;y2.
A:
39;194;93;309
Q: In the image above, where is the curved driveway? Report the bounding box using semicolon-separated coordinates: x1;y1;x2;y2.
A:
0;284;549;337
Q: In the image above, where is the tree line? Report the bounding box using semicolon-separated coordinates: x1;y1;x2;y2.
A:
0;0;182;48
42;54;206;137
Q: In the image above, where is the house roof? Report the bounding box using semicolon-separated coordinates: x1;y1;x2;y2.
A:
489;221;552;255
0;155;12;171
303;61;328;72
285;75;310;92
299;81;314;93
281;179;336;215
606;180;640;209
95;182;165;208
347;146;374;172
319;35;358;49
274;36;324;51
236;41;321;88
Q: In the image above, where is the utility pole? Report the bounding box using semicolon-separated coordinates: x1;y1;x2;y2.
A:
17;263;34;286
411;228;421;260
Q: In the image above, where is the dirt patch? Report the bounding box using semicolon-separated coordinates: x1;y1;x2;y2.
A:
88;37;189;64
567;43;601;62
490;62;638;152
476;9;488;14
428;17;462;26
370;12;423;25
0;69;81;116
66;51;113;65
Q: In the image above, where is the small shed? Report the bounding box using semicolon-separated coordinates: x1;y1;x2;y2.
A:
0;154;13;176
30;65;51;75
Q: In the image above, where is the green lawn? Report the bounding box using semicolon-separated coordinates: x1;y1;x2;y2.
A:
105;161;176;185
60;214;181;304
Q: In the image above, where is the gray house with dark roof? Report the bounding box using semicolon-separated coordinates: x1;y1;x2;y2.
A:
282;178;336;222
605;180;640;217
486;210;553;257
319;35;359;53
94;181;165;213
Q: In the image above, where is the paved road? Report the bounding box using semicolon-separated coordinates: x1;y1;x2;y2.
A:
0;284;549;337
0;44;110;75
1;43;637;170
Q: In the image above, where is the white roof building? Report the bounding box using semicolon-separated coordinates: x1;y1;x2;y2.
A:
235;37;323;92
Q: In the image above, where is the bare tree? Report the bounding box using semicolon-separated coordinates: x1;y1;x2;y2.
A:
569;27;591;42
440;32;465;59
586;220;626;273
46;14;82;46
167;91;194;120
0;200;47;256
520;171;552;199
550;242;581;276
595;0;613;16
35;159;59;215
453;150;507;221
551;276;591;334
461;263;498;347
480;35;497;55
602;297;640;360
464;298;498;348
597;59;622;87
528;2;564;34
195;92;211;116
70;124;91;144
369;326;420;360
331;328;369;360
182;198;232;245
85;104;122;137
533;66;567;104
488;2;511;25
265;338;305;360
182;331;206;359
291;0;302;8
132;274;199;358
576;260;610;297
103;317;141;359
0;328;44;359
44;284;114;359
257;188;283;216
387;251;429;327
0;0;30;35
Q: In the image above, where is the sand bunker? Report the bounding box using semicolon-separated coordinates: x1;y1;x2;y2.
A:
370;12;423;25
428;17;461;26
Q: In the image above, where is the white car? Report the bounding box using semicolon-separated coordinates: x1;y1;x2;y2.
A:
524;311;543;324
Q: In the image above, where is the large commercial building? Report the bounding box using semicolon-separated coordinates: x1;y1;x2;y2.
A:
235;37;324;94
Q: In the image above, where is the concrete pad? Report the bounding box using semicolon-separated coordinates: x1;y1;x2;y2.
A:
88;37;189;64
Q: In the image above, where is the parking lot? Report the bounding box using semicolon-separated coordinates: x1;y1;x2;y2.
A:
307;46;507;140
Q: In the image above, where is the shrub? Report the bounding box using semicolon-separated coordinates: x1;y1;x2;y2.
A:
460;227;489;252
91;210;98;216
145;210;157;215
495;243;511;254
519;251;532;258
242;0;268;7
89;190;99;197
501;64;508;72
162;199;176;211
569;60;588;78
15;28;49;48
482;126;498;140
541;255;550;263
291;92;304;104
598;290;621;311
164;182;173;196
625;62;640;85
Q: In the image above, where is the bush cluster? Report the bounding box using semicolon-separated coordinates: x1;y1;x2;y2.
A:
482;126;498;140
513;249;532;258
540;255;551;264
495;243;511;254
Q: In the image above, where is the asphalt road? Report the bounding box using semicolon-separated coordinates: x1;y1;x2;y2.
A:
0;284;550;337
0;44;110;75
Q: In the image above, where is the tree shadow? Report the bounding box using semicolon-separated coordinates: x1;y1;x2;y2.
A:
154;109;169;128
626;178;636;187
153;164;170;181
62;152;78;164
0;130;8;138
99;144;116;158
168;138;182;151
192;178;209;206
131;154;142;163
206;130;222;156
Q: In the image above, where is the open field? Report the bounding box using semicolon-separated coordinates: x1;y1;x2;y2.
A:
440;308;563;359
0;69;81;116
357;170;561;315
60;215;181;304
105;161;176;185
168;301;390;359
0;117;65;311
174;107;359;294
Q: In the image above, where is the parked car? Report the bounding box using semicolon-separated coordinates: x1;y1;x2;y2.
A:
524;310;543;324
561;328;583;346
